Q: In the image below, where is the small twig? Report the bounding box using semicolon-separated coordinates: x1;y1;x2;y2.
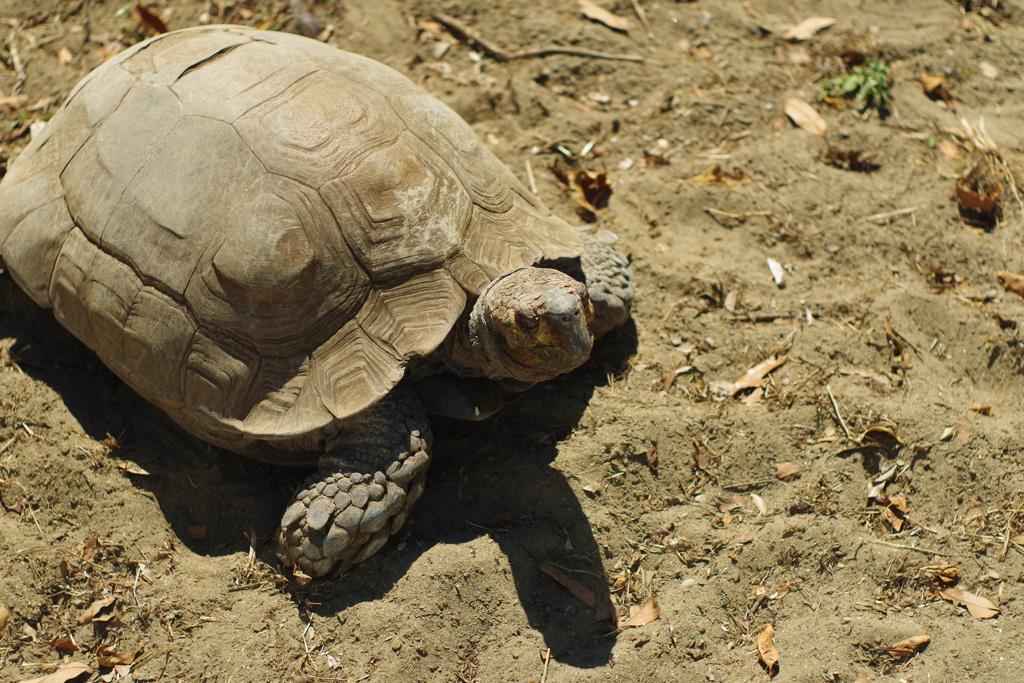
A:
8;33;27;93
525;158;538;195
540;648;552;683
999;521;1012;562
704;207;774;222
825;383;854;441
628;0;654;39
432;13;644;63
863;206;918;223
721;478;776;490
870;540;952;557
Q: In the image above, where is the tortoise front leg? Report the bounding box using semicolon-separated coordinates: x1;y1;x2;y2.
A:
277;387;431;579
579;230;634;339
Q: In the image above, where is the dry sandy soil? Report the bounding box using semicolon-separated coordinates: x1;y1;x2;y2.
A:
3;0;1024;681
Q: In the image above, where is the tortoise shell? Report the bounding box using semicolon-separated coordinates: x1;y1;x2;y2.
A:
0;26;581;458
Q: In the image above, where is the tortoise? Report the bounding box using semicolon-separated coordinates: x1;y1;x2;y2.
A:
0;25;633;579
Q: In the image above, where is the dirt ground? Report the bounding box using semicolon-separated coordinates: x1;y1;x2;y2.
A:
3;0;1024;681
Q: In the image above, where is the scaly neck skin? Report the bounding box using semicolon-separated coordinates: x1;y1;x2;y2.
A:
439;297;520;381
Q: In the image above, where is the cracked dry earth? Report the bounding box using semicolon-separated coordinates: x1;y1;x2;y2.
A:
3;0;1024;681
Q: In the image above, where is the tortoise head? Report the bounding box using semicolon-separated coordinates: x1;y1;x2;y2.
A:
471;267;595;382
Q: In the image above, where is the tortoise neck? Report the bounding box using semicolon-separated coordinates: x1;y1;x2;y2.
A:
438;296;510;380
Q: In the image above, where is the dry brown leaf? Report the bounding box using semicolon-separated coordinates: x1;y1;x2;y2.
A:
957;181;1002;213
618;594;660;628
0;599;8;634
782;17;835;41
1011;534;1024;545
784;98;827;136
922;564;959;586
756;624;780;677
133;3;168;35
78;596;116;625
97;642;142;667
969;402;994;416
52;637;78;652
579;0;630;33
997;270;1024;299
880;506;905;532
687;163;750;186
538;561;595;607
18;662;93;683
80;534;100;561
567;169;612;217
880;634;930;659
939;588;1000;619
921;74;955;109
775;462;801;481
732;354;788;396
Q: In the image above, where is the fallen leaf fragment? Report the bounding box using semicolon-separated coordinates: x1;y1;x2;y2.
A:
939;588;999;619
751;493;767;516
880;634;930;659
687;163;750;186
997;270;1024;299
18;662;93;683
579;0;630;33
969;402;994;416
782;17;835;41
97;642;142;667
81;534;100;561
78;596;116;625
784;98;827;136
133;3;168;35
618;594;660;628
118;461;151;475
731;354;788;397
756;624;780;677
538;561;595;607
57;47;73;65
553;167;612;221
52;636;78;652
775;462;801;481
922;564;959;586
821;147;879;173
921;74;955;109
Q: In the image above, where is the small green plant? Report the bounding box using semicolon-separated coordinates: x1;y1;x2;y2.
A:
817;59;893;115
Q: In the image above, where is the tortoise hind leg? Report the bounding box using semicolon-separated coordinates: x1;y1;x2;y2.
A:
277;387;431;580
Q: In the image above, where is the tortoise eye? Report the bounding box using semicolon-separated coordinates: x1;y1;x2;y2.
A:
516;309;540;330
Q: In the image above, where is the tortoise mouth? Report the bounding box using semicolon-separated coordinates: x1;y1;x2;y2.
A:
480;268;595;382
